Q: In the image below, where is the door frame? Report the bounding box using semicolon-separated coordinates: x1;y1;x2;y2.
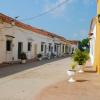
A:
18;42;23;59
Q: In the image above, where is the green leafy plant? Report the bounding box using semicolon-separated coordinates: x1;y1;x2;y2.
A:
20;52;27;60
72;49;89;65
70;62;77;70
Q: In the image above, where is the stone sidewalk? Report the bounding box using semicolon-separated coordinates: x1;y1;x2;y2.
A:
35;66;100;100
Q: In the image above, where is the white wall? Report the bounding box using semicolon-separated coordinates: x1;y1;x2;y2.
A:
0;34;5;63
89;25;96;65
0;22;74;63
67;43;78;54
0;22;55;63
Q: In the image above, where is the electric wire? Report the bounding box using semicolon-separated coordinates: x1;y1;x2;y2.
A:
20;0;70;21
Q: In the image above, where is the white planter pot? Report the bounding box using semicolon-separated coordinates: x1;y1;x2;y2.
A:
21;60;26;64
78;65;84;73
67;70;76;82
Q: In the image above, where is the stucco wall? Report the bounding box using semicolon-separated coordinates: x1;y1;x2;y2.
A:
0;21;70;63
0;22;56;63
89;25;96;65
0;34;5;63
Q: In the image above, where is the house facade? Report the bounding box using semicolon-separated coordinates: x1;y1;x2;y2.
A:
0;13;72;64
89;0;100;74
67;40;79;54
89;18;96;65
94;0;100;74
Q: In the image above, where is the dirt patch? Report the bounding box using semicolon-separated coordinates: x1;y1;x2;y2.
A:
35;72;100;100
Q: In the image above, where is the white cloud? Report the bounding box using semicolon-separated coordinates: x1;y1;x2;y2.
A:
43;0;74;17
36;0;94;18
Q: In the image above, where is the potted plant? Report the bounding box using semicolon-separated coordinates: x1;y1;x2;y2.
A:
37;53;42;61
67;62;77;82
72;49;89;73
20;52;27;64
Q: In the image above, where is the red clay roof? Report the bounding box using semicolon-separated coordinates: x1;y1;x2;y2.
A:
67;40;79;45
0;13;78;44
0;13;66;41
0;13;55;38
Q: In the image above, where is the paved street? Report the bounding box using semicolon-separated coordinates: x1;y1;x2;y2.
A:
0;57;71;100
35;63;100;100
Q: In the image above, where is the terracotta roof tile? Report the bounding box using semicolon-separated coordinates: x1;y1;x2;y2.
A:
0;13;68;42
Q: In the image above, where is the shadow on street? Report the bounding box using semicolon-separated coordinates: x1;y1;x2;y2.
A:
0;56;70;78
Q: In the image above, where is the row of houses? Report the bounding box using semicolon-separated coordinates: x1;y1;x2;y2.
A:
0;13;78;64
89;0;100;74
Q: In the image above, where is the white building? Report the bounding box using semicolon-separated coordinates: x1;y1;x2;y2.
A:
0;13;68;64
89;18;96;65
67;40;79;54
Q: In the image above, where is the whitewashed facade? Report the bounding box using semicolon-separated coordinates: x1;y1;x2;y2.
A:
67;41;79;54
0;13;69;64
89;18;96;65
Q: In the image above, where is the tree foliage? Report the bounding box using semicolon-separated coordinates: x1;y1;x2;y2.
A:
78;38;89;52
72;49;89;65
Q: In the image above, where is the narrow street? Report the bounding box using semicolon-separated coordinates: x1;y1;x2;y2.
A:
0;57;71;100
0;0;98;100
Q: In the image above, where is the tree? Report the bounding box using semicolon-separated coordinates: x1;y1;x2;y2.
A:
78;38;89;52
81;38;89;48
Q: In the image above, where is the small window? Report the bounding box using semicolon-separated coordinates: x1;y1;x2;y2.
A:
6;40;12;51
41;42;44;52
63;45;64;53
54;44;57;52
65;46;68;53
49;43;51;51
28;42;31;51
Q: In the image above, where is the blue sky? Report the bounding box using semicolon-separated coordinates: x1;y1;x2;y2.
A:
0;0;96;40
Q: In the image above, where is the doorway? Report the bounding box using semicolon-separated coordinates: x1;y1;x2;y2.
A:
6;38;13;62
18;42;23;59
